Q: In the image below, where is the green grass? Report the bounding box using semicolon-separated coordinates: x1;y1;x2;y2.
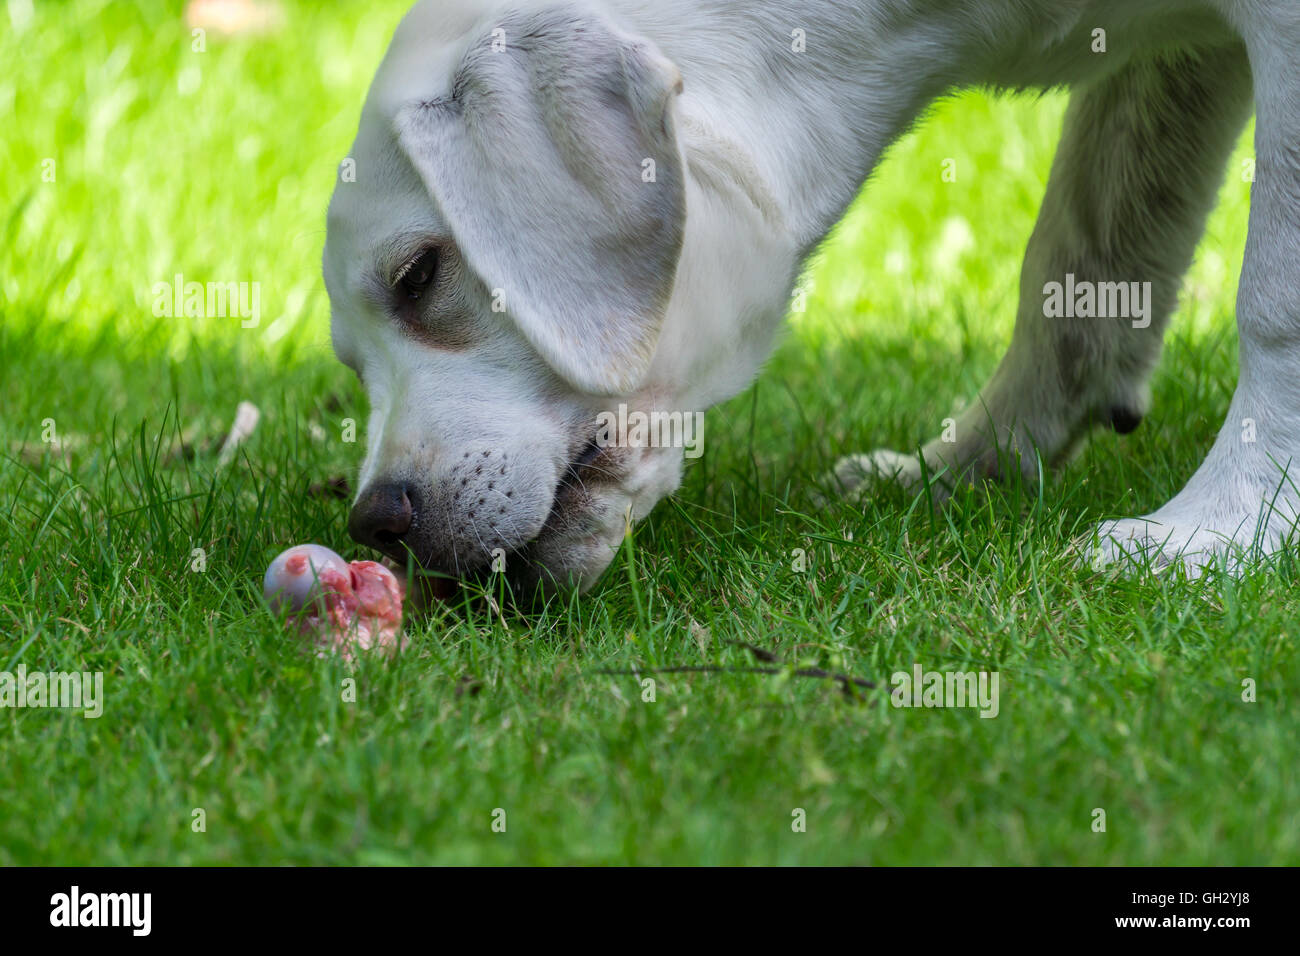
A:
1;0;1296;865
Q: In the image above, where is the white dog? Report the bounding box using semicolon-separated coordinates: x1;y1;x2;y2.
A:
324;0;1300;596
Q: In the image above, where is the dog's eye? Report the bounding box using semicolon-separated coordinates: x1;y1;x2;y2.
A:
395;247;439;301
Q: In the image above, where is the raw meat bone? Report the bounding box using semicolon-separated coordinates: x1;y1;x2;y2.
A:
263;544;405;658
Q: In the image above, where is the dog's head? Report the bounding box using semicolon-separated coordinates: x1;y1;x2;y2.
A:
324;0;699;597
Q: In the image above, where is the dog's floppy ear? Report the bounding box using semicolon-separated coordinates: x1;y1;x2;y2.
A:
395;5;685;395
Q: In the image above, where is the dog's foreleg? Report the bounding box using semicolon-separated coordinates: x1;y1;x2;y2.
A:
835;45;1252;500
1093;11;1300;574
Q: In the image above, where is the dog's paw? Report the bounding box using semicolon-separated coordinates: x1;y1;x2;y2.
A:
828;449;924;499
1084;497;1299;578
816;447;968;508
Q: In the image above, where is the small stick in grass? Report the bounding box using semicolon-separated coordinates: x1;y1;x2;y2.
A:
596;641;875;696
216;401;260;469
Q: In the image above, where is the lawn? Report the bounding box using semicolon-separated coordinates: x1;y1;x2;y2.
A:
1;0;1295;865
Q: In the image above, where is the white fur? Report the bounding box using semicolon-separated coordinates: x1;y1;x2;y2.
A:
325;0;1300;591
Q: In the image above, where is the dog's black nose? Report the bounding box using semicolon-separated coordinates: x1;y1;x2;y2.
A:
348;482;415;553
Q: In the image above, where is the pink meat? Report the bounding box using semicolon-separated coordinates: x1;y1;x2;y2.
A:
264;545;406;659
313;561;405;658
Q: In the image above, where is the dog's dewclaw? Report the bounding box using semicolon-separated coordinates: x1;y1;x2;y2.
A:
263;545;406;659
